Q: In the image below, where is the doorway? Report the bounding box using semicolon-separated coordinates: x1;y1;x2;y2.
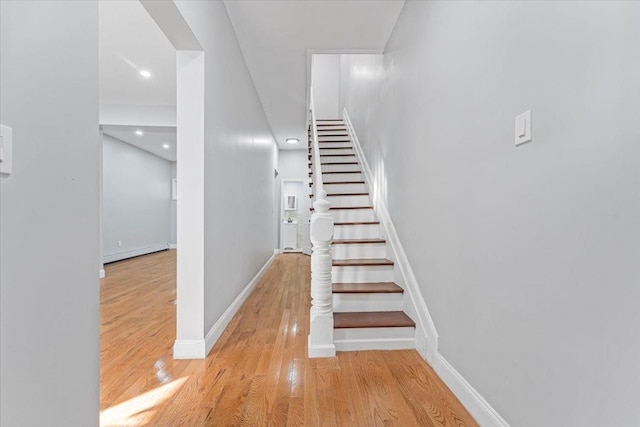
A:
281;179;311;254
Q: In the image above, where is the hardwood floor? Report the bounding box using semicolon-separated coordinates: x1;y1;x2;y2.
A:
100;251;477;426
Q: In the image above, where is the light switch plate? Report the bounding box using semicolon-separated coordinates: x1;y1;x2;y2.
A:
0;124;13;176
515;110;532;146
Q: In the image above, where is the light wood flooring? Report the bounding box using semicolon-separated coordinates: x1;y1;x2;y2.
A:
100;250;477;426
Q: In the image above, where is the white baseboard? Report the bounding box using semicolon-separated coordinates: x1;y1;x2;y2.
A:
274;249;282;255
432;352;510;427
99;268;105;279
203;253;278;355
173;339;206;359
103;243;169;264
169;243;177;250
343;108;439;361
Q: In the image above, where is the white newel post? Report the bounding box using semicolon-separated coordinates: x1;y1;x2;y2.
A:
308;189;336;358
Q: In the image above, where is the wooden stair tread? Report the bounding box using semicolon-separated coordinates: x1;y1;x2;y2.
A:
320;154;355;157
310;146;353;150
315;162;359;165
333;282;403;293
310;192;369;198
333;238;386;244
310;181;365;186
310;206;372;211
310;192;368;198
334;221;380;226
332;258;394;266
309;153;356;157
319;192;369;196
309;170;362;175
334;311;415;328
315;140;351;143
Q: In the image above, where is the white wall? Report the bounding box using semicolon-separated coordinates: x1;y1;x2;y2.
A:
173;1;278;337
0;1;100;425
277;150;310;248
102;134;172;262
312;54;341;119
339;1;640;426
278;149;309;180
170;161;177;246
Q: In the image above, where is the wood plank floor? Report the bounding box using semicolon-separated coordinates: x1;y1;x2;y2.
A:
100;250;477;426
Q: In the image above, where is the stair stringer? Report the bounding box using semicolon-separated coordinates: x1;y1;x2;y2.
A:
343;109;439;363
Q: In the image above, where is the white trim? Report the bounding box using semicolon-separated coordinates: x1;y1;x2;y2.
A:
173;339;206;359
203;253;277;355
274;249;282;255
343;108;438;361
103;243;169;264
169;243;177;250
99;269;105;279
432;352;511;427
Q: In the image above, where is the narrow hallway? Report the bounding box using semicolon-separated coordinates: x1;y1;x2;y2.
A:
100;251;476;426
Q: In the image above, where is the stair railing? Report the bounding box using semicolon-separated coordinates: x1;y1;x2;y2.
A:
307;87;336;358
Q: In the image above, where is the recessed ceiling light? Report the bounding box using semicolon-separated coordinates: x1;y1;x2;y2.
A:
139;70;151;78
286;138;299;144
162;144;170;149
135;130;144;136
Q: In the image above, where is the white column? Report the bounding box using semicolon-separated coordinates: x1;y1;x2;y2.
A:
308;190;336;358
173;50;205;359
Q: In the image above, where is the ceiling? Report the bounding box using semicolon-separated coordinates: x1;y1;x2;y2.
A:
102;126;177;162
99;0;404;156
223;0;405;150
99;0;176;107
99;0;177;162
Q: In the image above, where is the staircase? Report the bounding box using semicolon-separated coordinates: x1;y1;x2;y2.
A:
309;119;416;351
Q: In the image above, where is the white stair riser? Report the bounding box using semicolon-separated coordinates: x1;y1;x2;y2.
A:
312;196;371;208
322;173;363;182
332;242;386;259
322;163;360;173
334;327;415;351
334;224;381;239
316;126;346;131
315;120;343;125
332;265;394;282
318;148;354;155
320;155;357;163
326;194;371;207
324;183;367;193
330;208;376;222
333;293;404;312
318;136;350;142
